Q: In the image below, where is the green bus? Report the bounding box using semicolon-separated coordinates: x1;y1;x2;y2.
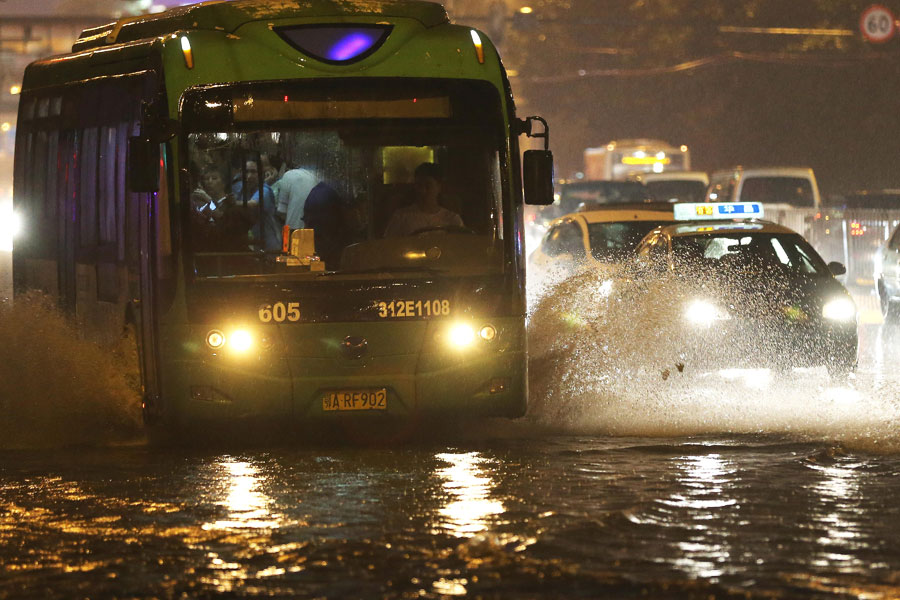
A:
13;0;553;434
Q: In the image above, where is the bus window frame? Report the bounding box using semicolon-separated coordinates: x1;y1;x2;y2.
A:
177;78;513;283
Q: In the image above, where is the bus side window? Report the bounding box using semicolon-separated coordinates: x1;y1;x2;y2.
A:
116;121;130;263
79;126;99;249
99;125;117;245
125;120;141;274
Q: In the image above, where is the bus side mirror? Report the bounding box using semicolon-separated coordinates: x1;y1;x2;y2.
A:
128;136;159;193
524;149;554;205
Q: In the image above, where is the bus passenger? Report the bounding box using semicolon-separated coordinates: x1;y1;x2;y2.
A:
191;165;255;251
304;182;349;270
275;164;317;230
236;159;281;252
383;162;463;237
191;165;229;217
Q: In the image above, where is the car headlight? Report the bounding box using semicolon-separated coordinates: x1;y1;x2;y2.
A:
822;297;856;321
685;300;730;327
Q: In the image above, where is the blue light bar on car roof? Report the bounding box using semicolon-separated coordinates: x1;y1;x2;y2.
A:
673;202;764;221
675;223;764;235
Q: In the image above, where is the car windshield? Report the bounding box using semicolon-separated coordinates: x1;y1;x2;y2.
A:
740;176;814;207
182;80;506;279
645;180;707;203
672;232;830;277
588;220;672;261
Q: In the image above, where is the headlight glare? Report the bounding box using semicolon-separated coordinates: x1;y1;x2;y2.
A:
685;300;729;327
229;329;253;352
447;323;476;348
823;298;856;321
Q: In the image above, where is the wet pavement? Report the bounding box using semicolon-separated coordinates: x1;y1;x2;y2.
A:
2;431;900;599
3;289;900;598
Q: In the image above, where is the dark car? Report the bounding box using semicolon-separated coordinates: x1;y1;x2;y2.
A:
634;203;858;379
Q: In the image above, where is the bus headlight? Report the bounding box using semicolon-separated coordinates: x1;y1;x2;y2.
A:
229;329;253;352
823;298;856;321
447;323;476;348
479;325;497;342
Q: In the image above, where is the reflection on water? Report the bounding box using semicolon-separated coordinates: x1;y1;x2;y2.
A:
203;458;281;531
665;453;738;580
805;462;878;574
434;452;503;538
200;457;284;593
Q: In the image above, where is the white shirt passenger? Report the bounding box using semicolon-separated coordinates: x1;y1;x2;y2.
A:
275;168;317;229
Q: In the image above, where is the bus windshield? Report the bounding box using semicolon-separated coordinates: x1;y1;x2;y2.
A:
183;80;506;279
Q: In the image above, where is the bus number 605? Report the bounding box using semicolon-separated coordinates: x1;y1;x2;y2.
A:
258;302;301;323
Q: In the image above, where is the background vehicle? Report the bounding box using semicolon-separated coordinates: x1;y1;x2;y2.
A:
635;202;857;379
631;171;709;203
812;190;900;288
583;138;690;181
529;203;676;276
706;166;821;208
875;223;900;324
12;0;553;433
706;166;821;240
524;179;652;252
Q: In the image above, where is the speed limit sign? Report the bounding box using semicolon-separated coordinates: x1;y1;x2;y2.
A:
860;5;896;43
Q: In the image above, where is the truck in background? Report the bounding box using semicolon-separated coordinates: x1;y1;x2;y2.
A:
583;139;690;181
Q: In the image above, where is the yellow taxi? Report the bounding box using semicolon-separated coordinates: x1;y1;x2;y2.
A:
529;202;676;276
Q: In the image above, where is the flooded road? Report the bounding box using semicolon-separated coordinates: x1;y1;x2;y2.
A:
3;290;900;598
3;433;900;598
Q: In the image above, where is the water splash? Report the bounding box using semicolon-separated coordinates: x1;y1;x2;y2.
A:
526;267;900;453
0;292;143;449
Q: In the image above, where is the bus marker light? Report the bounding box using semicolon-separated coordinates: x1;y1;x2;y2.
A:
448;323;476;348
229;329;253;352
479;325;497;342
181;36;194;69
470;30;485;64
206;330;225;349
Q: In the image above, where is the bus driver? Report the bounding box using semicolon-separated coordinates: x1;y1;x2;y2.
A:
383;162;463;237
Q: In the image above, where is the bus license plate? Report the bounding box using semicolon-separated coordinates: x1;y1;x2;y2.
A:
322;389;387;412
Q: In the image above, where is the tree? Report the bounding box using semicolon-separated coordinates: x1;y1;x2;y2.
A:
501;0;900;193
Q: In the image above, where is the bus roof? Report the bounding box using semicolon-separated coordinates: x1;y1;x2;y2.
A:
74;0;449;52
